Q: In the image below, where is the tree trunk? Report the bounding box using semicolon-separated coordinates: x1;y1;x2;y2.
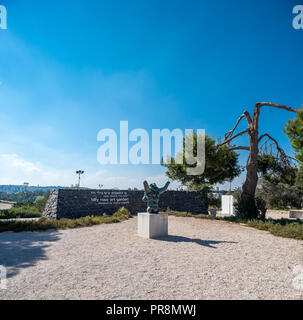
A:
217;102;299;219
242;132;259;200
240;131;259;218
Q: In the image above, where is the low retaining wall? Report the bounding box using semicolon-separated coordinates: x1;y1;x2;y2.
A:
289;210;303;219
266;209;290;218
43;188;207;220
266;209;303;220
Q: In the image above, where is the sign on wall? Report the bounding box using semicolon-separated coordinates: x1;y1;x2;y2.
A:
90;190;130;206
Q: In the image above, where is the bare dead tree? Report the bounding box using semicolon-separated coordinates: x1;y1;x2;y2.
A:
217;102;299;203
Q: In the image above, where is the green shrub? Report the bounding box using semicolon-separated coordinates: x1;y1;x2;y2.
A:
0;207;132;233
34;192;51;213
246;219;303;240
0;190;48;203
165;209;192;217
166;209;218;220
112;207;131;220
0;205;42;219
259;179;302;210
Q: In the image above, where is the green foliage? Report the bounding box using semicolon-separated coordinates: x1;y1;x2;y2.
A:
295;165;303;191
246;219;303;240
257;179;302;210
0;191;51;219
163;133;242;209
0;190;48;203
257;154;297;185
112;207;132;220
0;207;132;233
256;154;302;210
164;134;241;185
34;192;51;213
165;209;194;218
284;107;303;163
0;204;42;219
166;209;224;221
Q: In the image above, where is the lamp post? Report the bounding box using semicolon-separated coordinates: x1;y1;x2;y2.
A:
23;182;29;192
76;170;84;188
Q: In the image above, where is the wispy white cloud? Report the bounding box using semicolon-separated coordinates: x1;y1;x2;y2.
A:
0;154;41;173
0;154;181;190
0;154;72;186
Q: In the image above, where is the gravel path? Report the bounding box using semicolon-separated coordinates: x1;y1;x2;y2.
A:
0;216;303;300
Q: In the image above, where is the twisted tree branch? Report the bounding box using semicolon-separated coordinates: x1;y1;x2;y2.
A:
224;110;252;140
218;129;249;148
256;102;299;113
253;102;299;129
258;133;287;158
228;146;250;151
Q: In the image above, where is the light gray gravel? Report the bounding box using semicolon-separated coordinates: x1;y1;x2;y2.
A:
0;216;303;300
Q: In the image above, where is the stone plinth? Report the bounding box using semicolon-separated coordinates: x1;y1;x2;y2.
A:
138;213;168;239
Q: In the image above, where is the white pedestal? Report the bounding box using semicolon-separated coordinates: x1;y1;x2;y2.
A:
221;195;235;215
138;213;168;239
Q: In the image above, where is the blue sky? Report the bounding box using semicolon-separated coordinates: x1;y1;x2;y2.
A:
0;0;302;189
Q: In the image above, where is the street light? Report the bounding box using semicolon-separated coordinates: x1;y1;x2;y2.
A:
23;182;29;192
76;170;85;188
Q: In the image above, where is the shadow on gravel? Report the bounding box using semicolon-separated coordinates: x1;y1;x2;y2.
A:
0;230;60;278
155;235;237;248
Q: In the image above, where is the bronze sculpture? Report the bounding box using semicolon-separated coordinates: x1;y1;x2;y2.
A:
142;180;170;214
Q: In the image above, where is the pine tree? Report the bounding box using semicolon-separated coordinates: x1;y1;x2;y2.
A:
285;107;303;163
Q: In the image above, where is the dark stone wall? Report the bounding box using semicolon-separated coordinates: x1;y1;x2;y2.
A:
43;188;207;220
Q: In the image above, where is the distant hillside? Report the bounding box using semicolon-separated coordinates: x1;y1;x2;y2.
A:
0;190;48;203
0;185;85;203
0;185;63;203
0;185;62;194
